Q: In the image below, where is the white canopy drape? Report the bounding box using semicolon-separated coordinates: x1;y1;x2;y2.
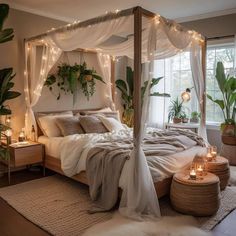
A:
24;9;206;220
24;38;62;137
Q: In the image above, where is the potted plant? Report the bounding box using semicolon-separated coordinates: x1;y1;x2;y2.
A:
190;111;201;123
0;4;21;172
115;66;170;127
207;61;236;145
45;62;105;103
168;97;185;123
181;113;189;123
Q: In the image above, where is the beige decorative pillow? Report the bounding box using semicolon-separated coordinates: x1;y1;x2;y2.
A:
56;117;84;136
36;111;73;137
99;116;124;132
79;116;108;133
37;111;73;137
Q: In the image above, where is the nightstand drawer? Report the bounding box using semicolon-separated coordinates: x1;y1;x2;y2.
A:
10;145;43;167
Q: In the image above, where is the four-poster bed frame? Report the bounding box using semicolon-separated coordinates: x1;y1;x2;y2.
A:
26;6;207;198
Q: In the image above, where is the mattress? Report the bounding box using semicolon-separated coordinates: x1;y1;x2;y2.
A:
38;135;205;185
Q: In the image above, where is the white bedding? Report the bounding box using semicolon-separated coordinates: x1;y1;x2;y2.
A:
38;129;205;185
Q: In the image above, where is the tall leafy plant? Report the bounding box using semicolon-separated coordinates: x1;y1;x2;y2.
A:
0;4;21;160
207;62;236;125
0;4;20;115
115;66;170;126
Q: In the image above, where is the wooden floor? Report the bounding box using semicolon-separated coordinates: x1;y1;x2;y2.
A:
0;169;235;236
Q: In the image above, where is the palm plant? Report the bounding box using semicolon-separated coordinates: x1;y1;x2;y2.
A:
115;66;170;127
0;4;21;159
207;61;236;143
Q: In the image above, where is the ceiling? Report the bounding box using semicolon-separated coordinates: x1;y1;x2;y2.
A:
5;0;236;23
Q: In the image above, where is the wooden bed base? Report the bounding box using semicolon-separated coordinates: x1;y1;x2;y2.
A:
44;154;172;199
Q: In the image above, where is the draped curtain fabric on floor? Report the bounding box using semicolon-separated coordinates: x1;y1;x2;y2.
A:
24;9;206;220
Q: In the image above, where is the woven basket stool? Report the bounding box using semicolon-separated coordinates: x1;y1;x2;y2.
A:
206;156;230;190
170;171;220;216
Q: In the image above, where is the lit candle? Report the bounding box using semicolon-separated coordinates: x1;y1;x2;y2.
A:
211;146;217;160
19;128;26;142
206;147;213;162
190;169;197;180
197;165;203;176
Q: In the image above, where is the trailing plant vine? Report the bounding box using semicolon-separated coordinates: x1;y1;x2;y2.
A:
44;62;105;103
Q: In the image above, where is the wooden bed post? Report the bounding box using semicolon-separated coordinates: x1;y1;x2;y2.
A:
110;57;116;105
133;7;142;143
201;38;207;129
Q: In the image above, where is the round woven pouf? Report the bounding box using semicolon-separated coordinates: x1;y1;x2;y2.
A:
170;171;220;216
206;156;230;190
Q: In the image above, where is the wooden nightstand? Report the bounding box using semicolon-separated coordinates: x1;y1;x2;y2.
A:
0;141;44;184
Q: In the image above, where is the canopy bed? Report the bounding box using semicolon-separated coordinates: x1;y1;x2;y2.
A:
24;6;208;219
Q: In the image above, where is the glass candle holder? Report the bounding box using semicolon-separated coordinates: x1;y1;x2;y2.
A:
206;147;213;162
211;146;217;160
197;165;204;176
189;168;197;180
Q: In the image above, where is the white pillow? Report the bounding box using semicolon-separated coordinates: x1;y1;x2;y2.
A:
38;112;73;137
99;116;124;132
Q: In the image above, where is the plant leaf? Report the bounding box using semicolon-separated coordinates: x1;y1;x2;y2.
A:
126;66;133;96
0;107;11;115
0;4;9;30
93;74;106;83
215;61;226;93
0;28;14;44
150;92;170;97
115;79;128;95
150;77;163;88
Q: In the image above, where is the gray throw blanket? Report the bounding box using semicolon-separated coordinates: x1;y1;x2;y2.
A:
86;140;132;213
86;129;205;212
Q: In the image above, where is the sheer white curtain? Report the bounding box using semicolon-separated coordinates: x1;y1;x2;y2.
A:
190;42;208;141
24;39;62;137
97;53;115;110
119;61;161;220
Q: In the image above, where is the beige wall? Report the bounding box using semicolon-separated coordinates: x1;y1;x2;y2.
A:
182;13;236;38
0;8;107;138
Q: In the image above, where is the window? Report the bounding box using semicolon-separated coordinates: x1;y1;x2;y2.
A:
206;43;235;123
150;42;235;127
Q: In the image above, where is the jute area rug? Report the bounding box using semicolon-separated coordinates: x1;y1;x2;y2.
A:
0;175;236;236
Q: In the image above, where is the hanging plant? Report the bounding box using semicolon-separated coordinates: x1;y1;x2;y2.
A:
44;62;105;103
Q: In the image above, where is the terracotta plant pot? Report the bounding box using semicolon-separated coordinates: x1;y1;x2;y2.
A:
182;118;189;123
221;124;236;136
85;75;93;82
173;117;182;124
222;135;236;146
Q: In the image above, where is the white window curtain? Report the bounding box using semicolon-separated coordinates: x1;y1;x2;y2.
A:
24;39;62;137
234;34;236;76
190;42;207;141
97;53;115;110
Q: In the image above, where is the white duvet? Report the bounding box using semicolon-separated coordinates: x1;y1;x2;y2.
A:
39;128;205;186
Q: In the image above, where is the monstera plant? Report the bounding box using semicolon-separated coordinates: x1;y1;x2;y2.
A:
115;66;170;127
0;4;21;161
207;61;236;145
